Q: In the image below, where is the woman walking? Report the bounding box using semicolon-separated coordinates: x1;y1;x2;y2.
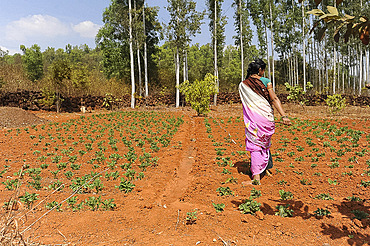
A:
239;59;291;185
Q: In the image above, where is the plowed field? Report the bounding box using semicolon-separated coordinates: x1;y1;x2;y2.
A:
0;104;369;245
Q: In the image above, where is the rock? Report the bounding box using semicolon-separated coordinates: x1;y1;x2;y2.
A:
255;211;264;220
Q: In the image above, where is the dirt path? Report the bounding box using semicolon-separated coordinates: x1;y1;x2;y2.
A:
156;116;196;206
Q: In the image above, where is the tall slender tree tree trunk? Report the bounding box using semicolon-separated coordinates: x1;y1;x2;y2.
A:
269;1;275;90
137;47;142;96
239;0;244;81
143;1;148;97
366;49;369;85
129;0;135;108
342;51;345;93
176;47;180;107
134;0;142;97
264;24;271;80
302;3;306;91
213;0;219;106
175;6;180;108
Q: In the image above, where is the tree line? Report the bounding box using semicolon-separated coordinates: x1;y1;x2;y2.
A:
0;0;369;109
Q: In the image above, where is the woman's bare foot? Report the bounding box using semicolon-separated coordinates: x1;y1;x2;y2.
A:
241;179;261;186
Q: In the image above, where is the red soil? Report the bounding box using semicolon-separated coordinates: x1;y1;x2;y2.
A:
0;104;369;245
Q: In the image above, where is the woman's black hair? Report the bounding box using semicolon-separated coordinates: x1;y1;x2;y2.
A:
246;59;267;79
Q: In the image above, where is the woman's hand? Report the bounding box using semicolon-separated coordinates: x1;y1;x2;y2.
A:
281;116;291;125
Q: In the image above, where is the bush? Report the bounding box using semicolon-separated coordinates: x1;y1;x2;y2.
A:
325;94;346;113
178;73;218;116
284;82;313;106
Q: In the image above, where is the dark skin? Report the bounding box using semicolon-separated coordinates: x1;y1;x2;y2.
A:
247;68;291;184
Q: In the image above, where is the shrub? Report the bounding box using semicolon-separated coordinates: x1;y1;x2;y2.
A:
284;82;313;106
178;73;218;116
325;94;346;113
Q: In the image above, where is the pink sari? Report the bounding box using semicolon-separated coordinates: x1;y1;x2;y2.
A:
239;81;275;176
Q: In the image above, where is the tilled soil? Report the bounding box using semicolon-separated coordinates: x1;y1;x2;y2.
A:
0;107;48;128
0;104;369;246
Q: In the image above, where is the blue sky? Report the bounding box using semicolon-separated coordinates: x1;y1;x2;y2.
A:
0;0;240;55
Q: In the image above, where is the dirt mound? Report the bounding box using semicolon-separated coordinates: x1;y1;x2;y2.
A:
0;107;48;128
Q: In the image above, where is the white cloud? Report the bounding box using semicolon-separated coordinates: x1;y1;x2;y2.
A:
72;21;101;38
0;46;19;55
5;15;70;42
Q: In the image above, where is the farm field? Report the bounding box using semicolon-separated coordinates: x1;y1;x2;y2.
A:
0;104;369;245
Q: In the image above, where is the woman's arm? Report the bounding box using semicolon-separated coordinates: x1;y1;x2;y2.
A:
267;83;291;125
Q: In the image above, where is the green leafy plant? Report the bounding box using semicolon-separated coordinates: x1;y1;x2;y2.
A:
45;201;62;212
212;203;225;213
275;205;293;217
347;196;364;202
314;208;331;217
279;190;294;200
328;178;338;185
360;180;370;188
116;178;135;193
2;179;19;190
216;186;233;196
85;196;101;211
315;193;334;200
19;192;39;209
239;199;261;215
178;73;218;116
186;209;198;224
101;199;116;211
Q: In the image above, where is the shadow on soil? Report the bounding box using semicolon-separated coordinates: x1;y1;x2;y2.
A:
320;200;370;245
234;161;251;176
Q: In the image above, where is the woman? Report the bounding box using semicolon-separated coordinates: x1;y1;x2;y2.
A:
239;59;291;185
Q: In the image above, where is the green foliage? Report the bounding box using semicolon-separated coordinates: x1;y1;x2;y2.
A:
20;44;44;82
178;73;218;116
101;199;116;211
85;196;101;211
19;192;39;209
216;186;233;196
279;190;293;200
250;188;262;200
45;201;62;211
116;178;135;193
212;203;225;213
275;205;294;217
239;199;261;215
325;94;346;113
284;82;313;106
314;193;334;200
314;208;331;217
351;210;369;220
2;179;19;190
186;209;198;224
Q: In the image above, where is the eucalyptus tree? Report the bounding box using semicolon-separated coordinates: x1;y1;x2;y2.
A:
233;0;256;81
129;0;135;107
247;0;270;77
96;0;160;103
165;0;204;108
207;0;226;105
